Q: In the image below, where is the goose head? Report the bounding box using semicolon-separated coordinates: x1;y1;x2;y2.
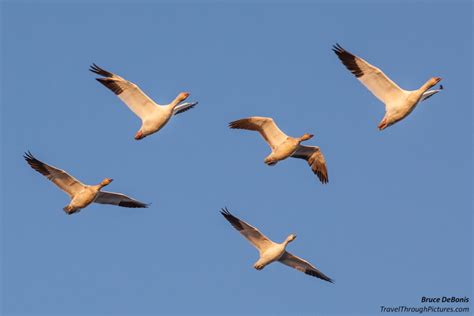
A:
177;92;190;102
299;133;314;142
286;234;297;243
99;178;113;188
171;92;190;107
427;77;442;88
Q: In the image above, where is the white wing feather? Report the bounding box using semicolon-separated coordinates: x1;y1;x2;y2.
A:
333;44;407;109
90;64;161;121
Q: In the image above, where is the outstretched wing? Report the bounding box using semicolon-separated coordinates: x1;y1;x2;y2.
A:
279;251;334;283
220;207;274;252
94;191;149;208
90;63;160;120
229;117;288;150
173;101;198;115
24;151;85;197
291;145;328;184
421;85;443;102
333;44;407;108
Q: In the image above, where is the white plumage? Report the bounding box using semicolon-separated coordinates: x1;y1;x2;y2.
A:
333;44;443;130
221;208;333;282
90;64;198;140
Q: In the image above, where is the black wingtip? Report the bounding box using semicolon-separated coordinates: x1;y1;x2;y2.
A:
118;201;150;208
440;84;444;90
23;151;50;176
332;43;344;54
23;150;35;162
89;63;101;74
220;207;244;231
228;120;239;129
318;172;329;184
89;63;114;78
95;77;123;95
220;206;231;216
305;269;335;283
331;44;363;78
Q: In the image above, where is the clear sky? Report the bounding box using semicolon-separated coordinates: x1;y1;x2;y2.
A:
1;1;472;315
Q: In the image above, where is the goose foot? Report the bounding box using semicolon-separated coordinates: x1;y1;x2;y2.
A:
63;206;78;215
254;264;264;270
134;131;144;140
378;118;389;131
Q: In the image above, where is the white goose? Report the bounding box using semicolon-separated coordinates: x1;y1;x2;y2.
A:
90;64;198;140
229;116;328;183
221;208;333;282
24;152;148;214
333;44;443;130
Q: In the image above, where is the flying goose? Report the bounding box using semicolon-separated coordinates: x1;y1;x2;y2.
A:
333;44;443;130
24;152;148;214
220;208;333;282
229;116;328;183
90;64;198;140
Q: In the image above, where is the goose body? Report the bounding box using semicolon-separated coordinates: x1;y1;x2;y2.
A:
90;64;198;140
229;116;328;183
333;44;442;130
265;137;301;165
68;185;102;212
24;152;148;214
221;208;333;282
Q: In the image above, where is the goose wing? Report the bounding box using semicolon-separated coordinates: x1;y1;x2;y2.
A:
94;191;149;208
229;117;288;150
220;208;273;252
421;85;443;102
279;251;334;283
173;101;198;115
291;145;328;184
90;64;160;120
333;44;406;107
24;152;85;197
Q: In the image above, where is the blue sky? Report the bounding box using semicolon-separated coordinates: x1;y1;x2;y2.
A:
1;1;472;315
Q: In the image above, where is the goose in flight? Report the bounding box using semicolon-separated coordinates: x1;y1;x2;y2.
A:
90;64;198;140
220;208;333;282
333;44;443;130
24;152;148;214
229;116;328;183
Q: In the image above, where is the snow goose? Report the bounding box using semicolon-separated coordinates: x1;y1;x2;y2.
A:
229;116;328;183
221;208;333;282
90;64;198;140
24;152;148;214
333;44;443;130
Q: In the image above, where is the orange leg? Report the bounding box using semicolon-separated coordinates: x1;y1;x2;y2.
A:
134;130;144;140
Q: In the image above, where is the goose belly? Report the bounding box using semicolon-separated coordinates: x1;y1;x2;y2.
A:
260;245;285;264
272;141;299;161
70;189;98;209
144;111;173;134
389;104;418;125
